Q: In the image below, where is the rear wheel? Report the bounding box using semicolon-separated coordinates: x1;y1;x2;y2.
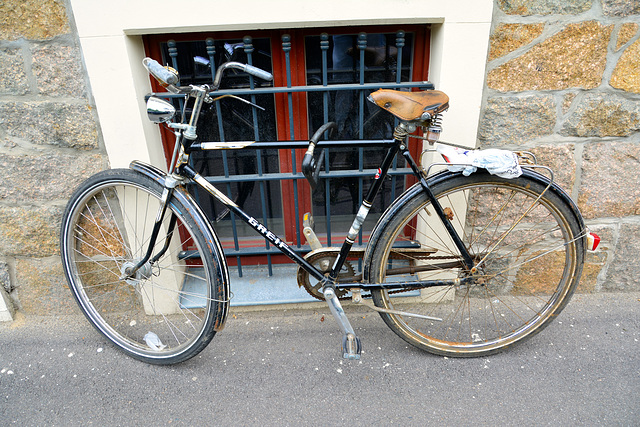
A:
366;170;584;357
60;169;226;364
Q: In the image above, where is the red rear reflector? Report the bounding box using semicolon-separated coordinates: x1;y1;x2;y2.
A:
587;232;600;251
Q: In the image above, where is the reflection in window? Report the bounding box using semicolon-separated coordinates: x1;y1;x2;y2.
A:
160;39;282;239
305;32;414;234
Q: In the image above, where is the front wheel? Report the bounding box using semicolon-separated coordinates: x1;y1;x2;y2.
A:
60;169;227;364
366;170;585;357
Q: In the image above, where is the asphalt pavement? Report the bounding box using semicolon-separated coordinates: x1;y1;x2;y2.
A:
1;291;639;426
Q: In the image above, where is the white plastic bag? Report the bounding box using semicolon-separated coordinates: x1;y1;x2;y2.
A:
144;331;166;350
436;145;522;179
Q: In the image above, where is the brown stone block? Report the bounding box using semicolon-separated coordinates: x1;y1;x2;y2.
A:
0;0;70;41
0;152;105;203
488;23;545;61
528;144;577;192
615;23;639;51
604;223;640;292
487;21;613;92
578;141;640;219
611;38;640;94
478;95;556;147
561;93;640;137
0;205;62;257
15;257;79;316
514;251;569;295
0;101;98;149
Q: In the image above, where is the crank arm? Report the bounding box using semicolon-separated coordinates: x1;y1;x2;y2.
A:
351;290;442;322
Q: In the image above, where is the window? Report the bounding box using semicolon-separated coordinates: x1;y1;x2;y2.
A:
143;25;430;271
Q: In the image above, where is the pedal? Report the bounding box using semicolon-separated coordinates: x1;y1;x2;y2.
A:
342;333;362;360
303;212;322;250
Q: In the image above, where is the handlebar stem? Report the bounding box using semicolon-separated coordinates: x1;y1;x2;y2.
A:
183;85;208;140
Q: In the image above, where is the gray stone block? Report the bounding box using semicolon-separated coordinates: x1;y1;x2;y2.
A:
578;141;640;219
0;101;98;149
603;0;640;16
0;152;105;203
0;261;10;293
0;48;29;95
32;44;86;98
561;93;640;138
605;223;640;291
478;95;556;147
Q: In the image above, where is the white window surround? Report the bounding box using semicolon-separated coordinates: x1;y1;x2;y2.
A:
68;0;493;170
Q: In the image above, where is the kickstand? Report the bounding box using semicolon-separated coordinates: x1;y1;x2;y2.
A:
323;286;362;360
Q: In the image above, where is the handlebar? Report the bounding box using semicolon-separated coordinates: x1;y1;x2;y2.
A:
212;61;273;88
143;57;273;93
245;64;274;82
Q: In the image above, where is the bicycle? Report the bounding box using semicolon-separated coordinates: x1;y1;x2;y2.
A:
59;58;599;364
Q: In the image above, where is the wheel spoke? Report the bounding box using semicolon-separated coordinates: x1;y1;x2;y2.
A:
369;172;582;357
61;170;226;364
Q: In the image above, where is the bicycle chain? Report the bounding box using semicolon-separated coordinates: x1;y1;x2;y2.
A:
297;249;463;302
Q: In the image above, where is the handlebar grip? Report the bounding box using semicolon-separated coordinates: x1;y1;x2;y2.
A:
244;64;273;82
143;58;179;86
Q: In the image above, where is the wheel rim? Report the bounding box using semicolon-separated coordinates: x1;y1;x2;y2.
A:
373;178;579;355
63;179;214;359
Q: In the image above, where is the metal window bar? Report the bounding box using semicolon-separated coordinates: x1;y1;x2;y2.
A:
161;31;434;277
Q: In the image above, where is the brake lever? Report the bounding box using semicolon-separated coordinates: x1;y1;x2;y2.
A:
208;94;265;111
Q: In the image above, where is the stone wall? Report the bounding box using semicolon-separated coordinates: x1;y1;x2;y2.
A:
0;0;638;320
480;0;640;292
0;0;107;319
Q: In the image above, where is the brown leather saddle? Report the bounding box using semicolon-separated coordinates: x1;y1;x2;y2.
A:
368;89;449;121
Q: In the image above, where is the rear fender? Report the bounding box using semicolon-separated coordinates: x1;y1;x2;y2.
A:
363;168;586;282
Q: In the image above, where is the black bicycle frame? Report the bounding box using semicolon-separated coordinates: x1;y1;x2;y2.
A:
176;143;399;286
170;135;475;292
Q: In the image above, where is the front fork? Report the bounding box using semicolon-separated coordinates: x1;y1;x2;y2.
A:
122;176;181;280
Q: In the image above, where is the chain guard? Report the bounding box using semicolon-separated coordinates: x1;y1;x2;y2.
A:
297;246;462;302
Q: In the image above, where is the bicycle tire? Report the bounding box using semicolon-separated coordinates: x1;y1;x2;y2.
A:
60;168;227;364
365;169;585;357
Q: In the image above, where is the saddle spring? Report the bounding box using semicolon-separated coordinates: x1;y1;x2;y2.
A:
424;113;443;144
393;113;443;144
